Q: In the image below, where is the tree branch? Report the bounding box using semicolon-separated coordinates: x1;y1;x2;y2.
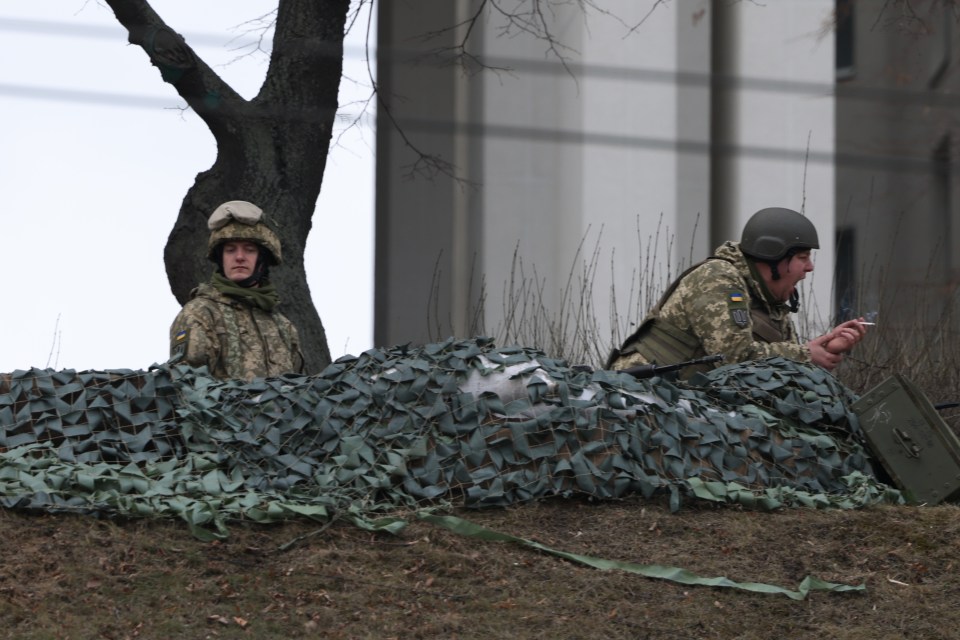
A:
102;0;247;139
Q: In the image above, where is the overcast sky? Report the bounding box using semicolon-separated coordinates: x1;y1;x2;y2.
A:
0;1;375;373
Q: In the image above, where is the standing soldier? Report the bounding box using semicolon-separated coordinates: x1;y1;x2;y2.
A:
169;200;304;381
608;207;868;379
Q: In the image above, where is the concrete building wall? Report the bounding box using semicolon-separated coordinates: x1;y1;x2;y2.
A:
722;1;837;333
835;1;960;329
374;1;486;347
376;1;839;361
473;4;586;348
476;2;703;355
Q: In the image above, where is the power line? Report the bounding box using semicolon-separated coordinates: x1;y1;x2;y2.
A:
3;15;953;109
0;17;123;40
0;16;370;58
0;81;375;128
0;80;941;173
2;15;954;170
0;77;902;177
0;82;182;110
385;45;960;108
390;116;945;176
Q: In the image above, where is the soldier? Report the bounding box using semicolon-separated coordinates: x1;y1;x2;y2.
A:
169;200;304;381
607;207;867;379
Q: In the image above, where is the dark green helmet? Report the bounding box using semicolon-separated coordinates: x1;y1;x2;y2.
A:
740;207;819;261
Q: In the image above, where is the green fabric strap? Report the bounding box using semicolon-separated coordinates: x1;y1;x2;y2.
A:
613;258;723;368
749;306;789;343
211;273;279;311
419;514;866;600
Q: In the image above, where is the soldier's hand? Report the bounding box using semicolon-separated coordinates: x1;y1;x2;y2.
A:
822;318;869;354
807;339;845;370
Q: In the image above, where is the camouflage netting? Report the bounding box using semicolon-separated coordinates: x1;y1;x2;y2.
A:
0;337;901;539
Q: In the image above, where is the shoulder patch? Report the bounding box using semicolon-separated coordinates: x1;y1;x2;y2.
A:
727;291;749;327
171;328;189;360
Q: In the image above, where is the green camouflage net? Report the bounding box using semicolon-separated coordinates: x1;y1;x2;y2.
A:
0;337;901;539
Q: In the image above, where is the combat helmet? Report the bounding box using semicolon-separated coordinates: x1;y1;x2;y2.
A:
206;200;282;265
740;207;819;261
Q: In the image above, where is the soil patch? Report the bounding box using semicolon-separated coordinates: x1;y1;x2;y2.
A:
2;499;958;639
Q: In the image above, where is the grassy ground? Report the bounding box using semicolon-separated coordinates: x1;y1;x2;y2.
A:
5;321;960;639
3;497;960;639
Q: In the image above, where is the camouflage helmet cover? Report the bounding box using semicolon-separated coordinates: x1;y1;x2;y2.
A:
740;207;819;261
206;200;282;265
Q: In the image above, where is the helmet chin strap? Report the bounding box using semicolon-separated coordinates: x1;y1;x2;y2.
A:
781;249;801;312
788;288;800;313
768;261;782;281
234;255;268;288
767;248;798;283
215;249;269;288
764;257;800;312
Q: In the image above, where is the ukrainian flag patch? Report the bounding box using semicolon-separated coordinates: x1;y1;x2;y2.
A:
727;291;749;327
171;328;190;361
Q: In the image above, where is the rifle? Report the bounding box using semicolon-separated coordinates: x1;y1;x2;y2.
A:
619;354;725;379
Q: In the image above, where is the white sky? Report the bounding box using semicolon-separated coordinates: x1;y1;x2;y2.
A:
0;1;375;372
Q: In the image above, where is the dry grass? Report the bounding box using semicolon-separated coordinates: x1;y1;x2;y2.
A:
3;499;960;639
402;222;960;639
13;215;960;638
451;216;690;368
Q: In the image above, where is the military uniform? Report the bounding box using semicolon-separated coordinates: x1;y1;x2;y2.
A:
609;241;809;379
170;281;304;381
168;200;305;381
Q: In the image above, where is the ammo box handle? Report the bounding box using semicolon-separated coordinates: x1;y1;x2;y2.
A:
893;427;921;458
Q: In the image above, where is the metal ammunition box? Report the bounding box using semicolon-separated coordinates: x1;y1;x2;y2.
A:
852;374;960;505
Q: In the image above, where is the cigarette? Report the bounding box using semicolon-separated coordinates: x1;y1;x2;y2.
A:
857;321;876;326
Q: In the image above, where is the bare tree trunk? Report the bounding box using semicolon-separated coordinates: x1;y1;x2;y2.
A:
104;0;350;373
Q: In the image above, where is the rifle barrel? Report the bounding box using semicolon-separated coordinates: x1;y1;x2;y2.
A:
620;354;724;379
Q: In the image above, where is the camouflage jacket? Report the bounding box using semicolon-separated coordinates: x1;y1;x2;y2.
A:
169;282;304;381
611;241;810;375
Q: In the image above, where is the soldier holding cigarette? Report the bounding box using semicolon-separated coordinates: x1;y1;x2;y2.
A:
608;207;869;379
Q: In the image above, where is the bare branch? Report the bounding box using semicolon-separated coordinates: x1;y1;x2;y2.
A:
221;10;278;65
102;0;247;136
412;0;516;79
411;0;627;80
871;0;937;35
345;0;374;35
376;91;463;183
359;1;475;185
373;1;646;183
625;0;669;37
